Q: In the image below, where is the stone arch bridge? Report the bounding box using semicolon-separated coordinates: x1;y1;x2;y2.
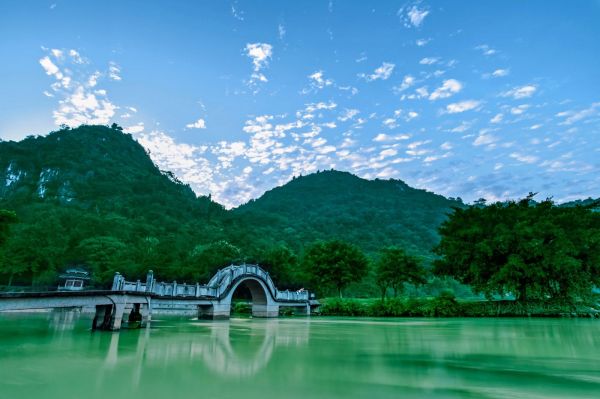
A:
0;264;317;330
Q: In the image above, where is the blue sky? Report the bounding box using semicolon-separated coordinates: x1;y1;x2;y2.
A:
1;1;599;207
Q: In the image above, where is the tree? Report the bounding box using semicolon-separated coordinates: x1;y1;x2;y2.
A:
76;236;133;286
186;240;241;282
434;196;600;301
303;240;368;297
0;210;17;247
375;247;427;299
259;245;297;288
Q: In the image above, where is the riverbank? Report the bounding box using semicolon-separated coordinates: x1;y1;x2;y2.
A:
317;294;600;318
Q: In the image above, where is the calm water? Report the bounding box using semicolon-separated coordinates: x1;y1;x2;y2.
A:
0;312;599;399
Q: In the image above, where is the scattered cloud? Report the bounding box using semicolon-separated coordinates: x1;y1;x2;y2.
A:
490;113;503;123
360;62;395;81
245;42;273;88
303;70;333;93
416;38;430;46
108;62;121;81
446;100;481;113
475;44;497;56
39;48;119;127
501;85;537;99
419;57;439;65
492;68;509;77
186;118;207;129
510;152;539;164
398;2;430;28
394;75;416;92
429;79;462;100
231;2;244;21
556;102;600;125
473;132;498;146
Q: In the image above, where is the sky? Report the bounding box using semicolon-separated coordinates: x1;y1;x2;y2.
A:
1;1;599;208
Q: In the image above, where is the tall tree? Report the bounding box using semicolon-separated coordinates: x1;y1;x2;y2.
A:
434;196;600;301
303;240;368;297
375;247;427;299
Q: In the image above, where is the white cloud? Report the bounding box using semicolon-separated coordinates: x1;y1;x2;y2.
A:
186;118;207;129
394;75;415;92
398;3;430;28
475;44;497;56
446;100;481;113
406;111;419;121
490;113;503;123
304;70;333;92
419;57;439;65
39;49;121;127
429;79;462;100
245;43;273;87
416;38;430;46
510;104;530;115
501;85;537;99
108;62;121;81
338;109;359;122
40;56;60;76
361;62;395;81
492;69;509;77
510;152;539;164
473;132;498;146
246;43;273;71
231;3;244;21
124;123;144;134
557;102;600;125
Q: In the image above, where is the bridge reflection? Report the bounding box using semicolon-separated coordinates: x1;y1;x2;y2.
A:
101;317;310;383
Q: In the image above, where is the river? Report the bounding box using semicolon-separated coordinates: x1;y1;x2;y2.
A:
0;312;599;399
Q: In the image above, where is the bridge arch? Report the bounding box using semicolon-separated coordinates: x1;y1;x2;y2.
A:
221;276;279;318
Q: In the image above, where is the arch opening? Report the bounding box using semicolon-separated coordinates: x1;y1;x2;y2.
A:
229;278;277;318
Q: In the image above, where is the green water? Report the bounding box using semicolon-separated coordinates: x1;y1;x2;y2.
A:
0;313;599;399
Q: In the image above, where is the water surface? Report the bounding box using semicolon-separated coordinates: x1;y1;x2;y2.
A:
0;312;599;399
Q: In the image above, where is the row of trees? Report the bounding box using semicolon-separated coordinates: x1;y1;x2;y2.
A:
2;196;598;303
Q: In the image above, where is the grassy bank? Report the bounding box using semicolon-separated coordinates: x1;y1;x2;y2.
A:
317;293;600;318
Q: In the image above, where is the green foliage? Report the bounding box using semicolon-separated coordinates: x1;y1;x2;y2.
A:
434;196;600;301
0;210;17;246
231;170;465;260
375;246;427;299
257;245;298;288
303;240;368;297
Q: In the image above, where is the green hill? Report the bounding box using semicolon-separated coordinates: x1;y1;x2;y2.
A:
229;170;464;258
0;125;470;290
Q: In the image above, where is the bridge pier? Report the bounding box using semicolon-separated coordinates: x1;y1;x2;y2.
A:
92;304;113;330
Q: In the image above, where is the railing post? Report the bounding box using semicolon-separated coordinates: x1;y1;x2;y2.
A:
146;270;154;293
136;279;141;292
112;272;121;291
172;281;177;297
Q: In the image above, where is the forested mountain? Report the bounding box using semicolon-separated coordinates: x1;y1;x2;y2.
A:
0;125;226;287
230;170;464;258
0;125;497;291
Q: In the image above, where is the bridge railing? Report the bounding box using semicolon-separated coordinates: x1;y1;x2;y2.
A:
112;265;310;302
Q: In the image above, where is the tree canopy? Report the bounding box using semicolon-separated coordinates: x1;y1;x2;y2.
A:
434;196;600;301
303;240;368;297
375;247;427;299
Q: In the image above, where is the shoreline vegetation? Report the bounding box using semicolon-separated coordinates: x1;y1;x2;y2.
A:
315;294;600;319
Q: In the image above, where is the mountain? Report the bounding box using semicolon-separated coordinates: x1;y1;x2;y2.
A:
0;125;224;224
0;125;460;289
230;170;464;259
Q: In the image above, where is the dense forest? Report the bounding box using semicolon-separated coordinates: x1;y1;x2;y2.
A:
0;125;598;302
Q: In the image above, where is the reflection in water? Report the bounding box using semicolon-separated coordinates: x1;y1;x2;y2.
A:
0;313;599;399
102;317;310;382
